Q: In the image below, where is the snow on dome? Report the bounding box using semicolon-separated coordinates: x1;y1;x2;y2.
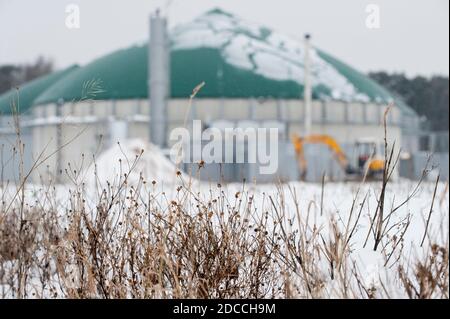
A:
171;8;370;102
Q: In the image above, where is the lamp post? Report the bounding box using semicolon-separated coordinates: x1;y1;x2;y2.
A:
303;33;312;136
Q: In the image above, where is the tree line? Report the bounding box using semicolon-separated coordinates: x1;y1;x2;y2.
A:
369;72;449;132
0;56;53;95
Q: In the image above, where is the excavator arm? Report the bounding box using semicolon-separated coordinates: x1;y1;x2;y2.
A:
291;133;350;180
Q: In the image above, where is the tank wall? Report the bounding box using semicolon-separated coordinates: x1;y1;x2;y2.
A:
0;116;34;184
0;98;420;183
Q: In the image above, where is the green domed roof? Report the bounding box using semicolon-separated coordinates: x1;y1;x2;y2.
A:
2;9;413;114
0;65;78;115
34;46;148;105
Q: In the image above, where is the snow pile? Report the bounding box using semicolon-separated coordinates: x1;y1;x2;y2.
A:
84;139;184;187
171;9;372;102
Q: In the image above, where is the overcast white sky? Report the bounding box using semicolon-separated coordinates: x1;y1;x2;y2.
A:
0;0;448;77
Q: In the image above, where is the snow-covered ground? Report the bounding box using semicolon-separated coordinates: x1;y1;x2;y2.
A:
0;139;448;298
3;139;448;265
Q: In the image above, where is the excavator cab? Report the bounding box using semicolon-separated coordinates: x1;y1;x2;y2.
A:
355;139;378;169
353;138;384;178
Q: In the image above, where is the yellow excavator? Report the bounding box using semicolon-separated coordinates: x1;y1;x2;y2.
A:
291;133;385;181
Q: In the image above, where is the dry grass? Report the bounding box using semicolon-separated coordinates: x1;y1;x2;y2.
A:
0;105;448;299
0;156;448;299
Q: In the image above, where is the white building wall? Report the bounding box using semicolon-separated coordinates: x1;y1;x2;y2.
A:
27;98;408;183
32;123;58;183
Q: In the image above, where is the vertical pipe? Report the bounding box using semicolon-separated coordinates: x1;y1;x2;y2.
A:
56;98;63;183
149;10;169;147
303;33;312;136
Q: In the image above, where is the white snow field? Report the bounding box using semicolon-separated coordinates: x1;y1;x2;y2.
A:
0;139;448;298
